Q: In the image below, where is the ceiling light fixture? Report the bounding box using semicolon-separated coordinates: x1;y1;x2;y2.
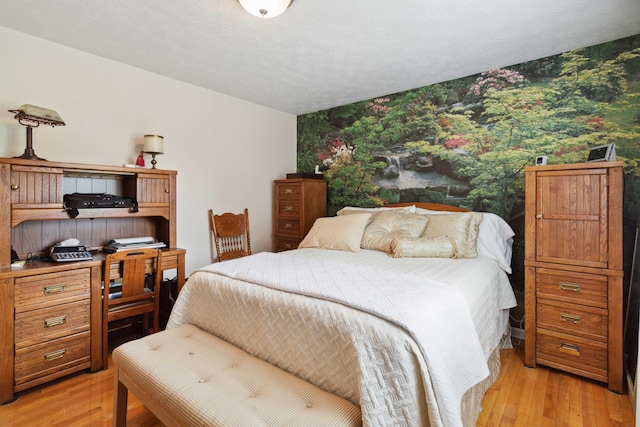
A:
238;0;292;18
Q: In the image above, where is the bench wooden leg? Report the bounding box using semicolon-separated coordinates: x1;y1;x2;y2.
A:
113;367;129;427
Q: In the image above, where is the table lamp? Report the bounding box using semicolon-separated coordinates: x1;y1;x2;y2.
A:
143;135;164;169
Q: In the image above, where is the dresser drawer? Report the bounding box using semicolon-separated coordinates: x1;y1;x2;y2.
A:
276;182;302;199
14;269;91;313
275;237;300;252
536;329;607;381
276;218;301;236
277;201;301;217
15;301;90;349
14;331;91;388
537;298;607;342
536;268;607;308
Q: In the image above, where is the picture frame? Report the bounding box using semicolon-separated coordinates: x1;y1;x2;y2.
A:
587;143;616;162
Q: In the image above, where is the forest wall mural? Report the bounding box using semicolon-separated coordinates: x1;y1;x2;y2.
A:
297;34;640;327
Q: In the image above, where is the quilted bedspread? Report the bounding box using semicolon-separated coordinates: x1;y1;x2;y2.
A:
168;249;516;427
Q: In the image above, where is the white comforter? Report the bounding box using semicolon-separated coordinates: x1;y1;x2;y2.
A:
168;249;516;427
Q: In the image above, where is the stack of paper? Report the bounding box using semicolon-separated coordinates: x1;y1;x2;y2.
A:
103;236;166;253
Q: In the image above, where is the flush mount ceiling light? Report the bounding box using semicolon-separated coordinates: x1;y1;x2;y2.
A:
239;0;292;18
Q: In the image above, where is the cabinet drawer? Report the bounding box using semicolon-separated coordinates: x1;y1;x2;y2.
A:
277;201;301;217
536;268;607;308
276;218;301;236
537;299;607;342
14;331;91;387
275;238;300;252
14;269;90;313
536;329;607;381
15;301;90;349
276;183;302;199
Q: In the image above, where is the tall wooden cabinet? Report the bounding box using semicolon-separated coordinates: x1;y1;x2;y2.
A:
273;178;326;252
0;158;184;404
524;161;623;393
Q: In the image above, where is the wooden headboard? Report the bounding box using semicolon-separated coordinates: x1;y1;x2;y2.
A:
386;202;470;212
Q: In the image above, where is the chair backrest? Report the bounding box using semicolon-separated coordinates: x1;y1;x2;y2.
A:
103;248;162;311
209;208;251;261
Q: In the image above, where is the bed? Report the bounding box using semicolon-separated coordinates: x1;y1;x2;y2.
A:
167;203;517;427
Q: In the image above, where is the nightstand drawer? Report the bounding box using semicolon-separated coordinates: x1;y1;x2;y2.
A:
14;331;91;388
15;269;91;313
276;218;301;236
537;299;607;341
275;238;300;252
536;268;607;308
15;301;90;349
536;329;607;381
276;183;302;199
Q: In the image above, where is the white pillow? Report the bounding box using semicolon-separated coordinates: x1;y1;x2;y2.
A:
415;208;515;273
337;205;416;215
298;213;372;252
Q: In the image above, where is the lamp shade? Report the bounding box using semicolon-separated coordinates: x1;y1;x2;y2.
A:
239;0;291;18
143;135;164;154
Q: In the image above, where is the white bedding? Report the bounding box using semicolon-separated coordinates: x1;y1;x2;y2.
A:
168;248;516;427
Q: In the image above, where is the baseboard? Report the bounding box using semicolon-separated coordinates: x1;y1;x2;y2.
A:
511;326;525;340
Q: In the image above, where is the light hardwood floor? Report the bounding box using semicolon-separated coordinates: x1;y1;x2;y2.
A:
0;346;634;426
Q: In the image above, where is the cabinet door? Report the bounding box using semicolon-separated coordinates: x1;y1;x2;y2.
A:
535;168;608;268
136;174;170;206
10;165;63;208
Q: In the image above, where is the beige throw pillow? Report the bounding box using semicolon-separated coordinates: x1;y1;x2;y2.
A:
391;236;455;258
361;210;428;253
420;212;483;258
298;213;372;252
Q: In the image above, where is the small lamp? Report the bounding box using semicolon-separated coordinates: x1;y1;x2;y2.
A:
8;104;65;161
143;134;164;169
239;0;292;18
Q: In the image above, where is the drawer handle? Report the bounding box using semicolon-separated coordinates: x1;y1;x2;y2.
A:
284;223;293;229
43;284;66;294
560;313;581;324
284;205;294;212
284;243;293;249
164;189;169;193
284;189;293;194
44;349;66;362
11;184;19;190
559;343;581;356
559;281;581;292
44;315;67;328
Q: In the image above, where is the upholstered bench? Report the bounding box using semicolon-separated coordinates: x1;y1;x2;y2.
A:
112;323;362;427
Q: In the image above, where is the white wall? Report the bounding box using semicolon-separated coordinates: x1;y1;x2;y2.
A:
0;27;297;275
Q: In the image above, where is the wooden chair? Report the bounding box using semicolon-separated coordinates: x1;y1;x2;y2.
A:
103;248;162;369
209;208;252;261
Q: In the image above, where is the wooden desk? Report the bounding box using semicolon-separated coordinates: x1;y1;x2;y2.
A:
0;248;185;404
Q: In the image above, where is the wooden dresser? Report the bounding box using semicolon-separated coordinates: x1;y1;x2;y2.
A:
273;178;326;252
0;158;185;404
524;161;623;393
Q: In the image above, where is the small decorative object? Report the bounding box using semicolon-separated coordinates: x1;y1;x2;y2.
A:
135;151;145;167
143;134;164;169
587;143;616;162
239;0;291;18
8;104;65;161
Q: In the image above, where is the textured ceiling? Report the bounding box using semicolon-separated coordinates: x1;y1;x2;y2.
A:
0;0;639;115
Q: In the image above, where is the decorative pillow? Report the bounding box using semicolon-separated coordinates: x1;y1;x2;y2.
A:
391;236;455;258
337;205;416;216
361;210;428;253
415;208;515;272
420;212;483;258
298;213;371;252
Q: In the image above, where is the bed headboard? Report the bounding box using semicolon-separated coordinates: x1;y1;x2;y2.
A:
385;202;470;212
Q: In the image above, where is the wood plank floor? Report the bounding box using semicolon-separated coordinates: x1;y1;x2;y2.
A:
0;345;634;426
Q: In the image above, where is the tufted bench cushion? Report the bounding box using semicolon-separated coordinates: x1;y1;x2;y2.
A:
112;323;362;427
